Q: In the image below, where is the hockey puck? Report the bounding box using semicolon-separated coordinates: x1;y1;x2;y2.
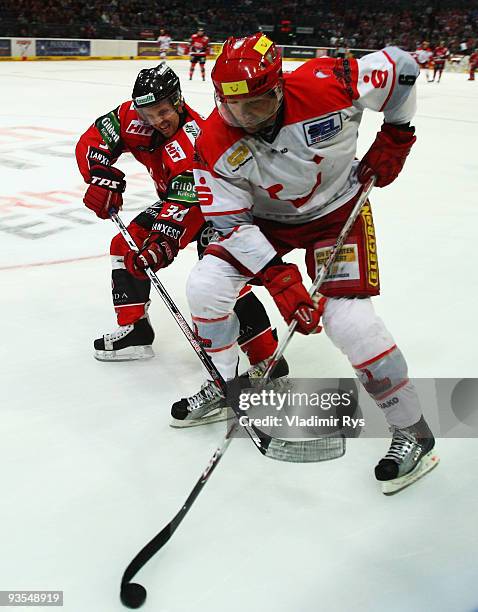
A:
120;582;147;609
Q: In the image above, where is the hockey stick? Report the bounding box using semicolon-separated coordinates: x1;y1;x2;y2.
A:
262;176;376;381
110;211;343;464
113;184;377;608
120;420;238;609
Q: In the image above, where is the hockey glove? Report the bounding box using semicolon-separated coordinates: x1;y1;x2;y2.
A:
124;232;179;279
84;165;126;219
358;123;416;188
259;263;326;335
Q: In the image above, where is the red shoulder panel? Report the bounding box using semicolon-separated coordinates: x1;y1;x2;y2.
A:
282;58;355;126
195;108;244;172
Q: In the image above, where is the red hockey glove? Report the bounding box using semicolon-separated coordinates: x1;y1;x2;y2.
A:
83;165;126;219
259;263;326;335
357;123;416;188
124;233;179;279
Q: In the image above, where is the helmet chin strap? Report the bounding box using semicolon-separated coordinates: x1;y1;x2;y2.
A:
252;101;284;142
239;82;284;134
174;104;186;125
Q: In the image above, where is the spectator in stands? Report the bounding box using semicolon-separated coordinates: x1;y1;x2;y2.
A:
1;0;476;53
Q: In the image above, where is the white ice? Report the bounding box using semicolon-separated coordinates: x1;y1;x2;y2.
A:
1;59;477;612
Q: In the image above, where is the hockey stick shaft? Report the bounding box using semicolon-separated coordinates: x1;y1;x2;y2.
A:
120;421;237;599
110;213;274;456
262;177;375;381
110;212;224;392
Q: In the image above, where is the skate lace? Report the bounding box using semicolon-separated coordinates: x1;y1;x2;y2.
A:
187;381;221;410
104;325;133;342
384;428;417;462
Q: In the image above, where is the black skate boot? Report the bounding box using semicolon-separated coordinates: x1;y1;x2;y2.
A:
170;356;289;428
375;416;439;495
94;317;155;361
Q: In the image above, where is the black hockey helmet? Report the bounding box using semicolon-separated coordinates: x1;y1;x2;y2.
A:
132;63;182;110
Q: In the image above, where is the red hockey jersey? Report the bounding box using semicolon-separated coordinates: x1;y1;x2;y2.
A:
190;34;209;57
432;46;449;67
76;102;205;249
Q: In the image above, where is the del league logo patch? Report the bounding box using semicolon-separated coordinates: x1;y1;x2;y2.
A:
303;113;342;145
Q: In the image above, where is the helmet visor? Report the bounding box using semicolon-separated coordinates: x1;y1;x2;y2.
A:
136;101;178;125
215;83;283;132
135;100;181;138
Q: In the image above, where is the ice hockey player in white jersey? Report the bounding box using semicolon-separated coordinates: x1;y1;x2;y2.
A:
157;29;172;59
185;32;439;494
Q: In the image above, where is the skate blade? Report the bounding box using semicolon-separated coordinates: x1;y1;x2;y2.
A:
94;345;154;362
382;450;440;496
169;407;232;428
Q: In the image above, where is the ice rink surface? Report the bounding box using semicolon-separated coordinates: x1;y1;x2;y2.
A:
1;59;478;612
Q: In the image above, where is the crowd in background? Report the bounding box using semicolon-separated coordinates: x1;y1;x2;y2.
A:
1;0;477;53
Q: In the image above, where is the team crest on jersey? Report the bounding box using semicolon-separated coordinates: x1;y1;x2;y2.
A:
303;113;343;145
126;119;154;136
165;140;186;162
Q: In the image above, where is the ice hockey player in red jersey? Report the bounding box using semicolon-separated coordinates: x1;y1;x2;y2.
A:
430;42;449;82
186;33;439;493
189;27;209;81
75;63;287;426
468;50;478;80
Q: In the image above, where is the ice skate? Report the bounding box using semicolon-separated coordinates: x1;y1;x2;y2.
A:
170;356;289;428
170;379;226;427
375;416;439;495
94;317;155;361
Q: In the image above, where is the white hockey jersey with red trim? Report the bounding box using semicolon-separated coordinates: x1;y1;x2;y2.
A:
416;46;433;64
193;46;418;274
157;34;172;51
